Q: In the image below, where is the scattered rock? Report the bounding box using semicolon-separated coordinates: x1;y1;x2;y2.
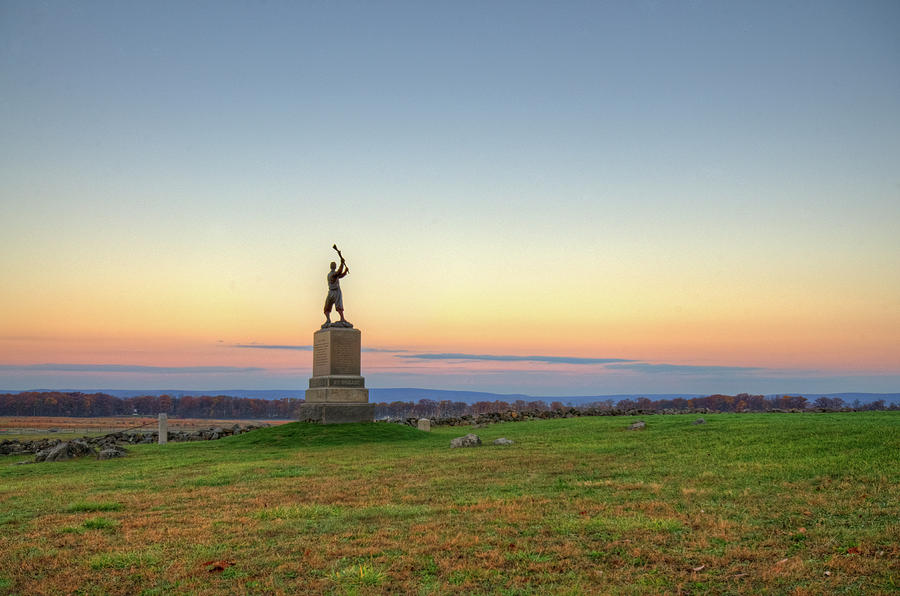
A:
628;421;646;430
450;433;482;448
97;446;128;460
693;418;706;425
493;438;514;445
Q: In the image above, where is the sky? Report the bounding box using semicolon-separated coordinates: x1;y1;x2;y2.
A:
1;1;898;396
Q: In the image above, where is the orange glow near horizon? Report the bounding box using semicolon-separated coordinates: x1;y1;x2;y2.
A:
3;197;898;382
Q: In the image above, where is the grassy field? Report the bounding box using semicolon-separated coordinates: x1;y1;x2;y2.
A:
0;412;897;595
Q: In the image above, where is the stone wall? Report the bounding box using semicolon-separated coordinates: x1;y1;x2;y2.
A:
0;423;267;456
391;406;848;428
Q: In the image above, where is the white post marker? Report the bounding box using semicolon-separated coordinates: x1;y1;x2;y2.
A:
158;413;168;444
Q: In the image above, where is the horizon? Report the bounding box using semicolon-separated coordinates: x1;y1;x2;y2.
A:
2;2;898;395
3;387;899;403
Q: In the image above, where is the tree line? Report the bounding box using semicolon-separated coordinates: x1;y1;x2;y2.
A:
0;391;892;420
374;394;892;418
0;392;299;419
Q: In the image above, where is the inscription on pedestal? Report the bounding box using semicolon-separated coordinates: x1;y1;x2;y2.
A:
309;376;365;388
313;333;329;372
334;341;353;367
330;331;358;375
312;328;361;377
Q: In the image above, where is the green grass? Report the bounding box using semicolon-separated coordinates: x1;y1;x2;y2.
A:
65;501;123;513
224;419;428;448
81;516;118;530
89;549;160;570
0;414;898;594
329;562;387;587
61;516;120;533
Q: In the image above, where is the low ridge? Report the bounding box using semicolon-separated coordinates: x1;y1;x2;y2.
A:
223;421;429;448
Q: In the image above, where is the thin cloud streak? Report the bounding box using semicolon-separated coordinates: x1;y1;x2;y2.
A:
606;363;766;375
230;344;407;353
0;364;265;374
232;344;313;351
227;345;804;378
397;353;637;365
395;352;795;377
362;347;411;353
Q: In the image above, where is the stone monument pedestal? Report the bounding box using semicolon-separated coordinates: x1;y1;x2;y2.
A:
300;327;374;424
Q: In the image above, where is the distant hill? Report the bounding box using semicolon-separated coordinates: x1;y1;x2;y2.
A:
764;393;900;405
6;388;898;405
5;388;536;403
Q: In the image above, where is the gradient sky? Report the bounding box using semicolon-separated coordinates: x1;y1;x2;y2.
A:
1;1;898;395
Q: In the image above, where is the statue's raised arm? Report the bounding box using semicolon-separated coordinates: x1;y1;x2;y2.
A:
332;244;349;274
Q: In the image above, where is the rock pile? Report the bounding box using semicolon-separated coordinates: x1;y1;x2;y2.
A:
34;439;96;462
24;440;128;463
1;422;267;458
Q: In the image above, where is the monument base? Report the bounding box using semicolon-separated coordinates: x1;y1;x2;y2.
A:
297;402;375;424
305;385;369;403
302;326;371;424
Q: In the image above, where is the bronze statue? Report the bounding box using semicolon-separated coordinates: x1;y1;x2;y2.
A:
323;244;352;328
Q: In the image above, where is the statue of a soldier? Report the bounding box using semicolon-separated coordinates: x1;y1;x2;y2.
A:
323;245;352;328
